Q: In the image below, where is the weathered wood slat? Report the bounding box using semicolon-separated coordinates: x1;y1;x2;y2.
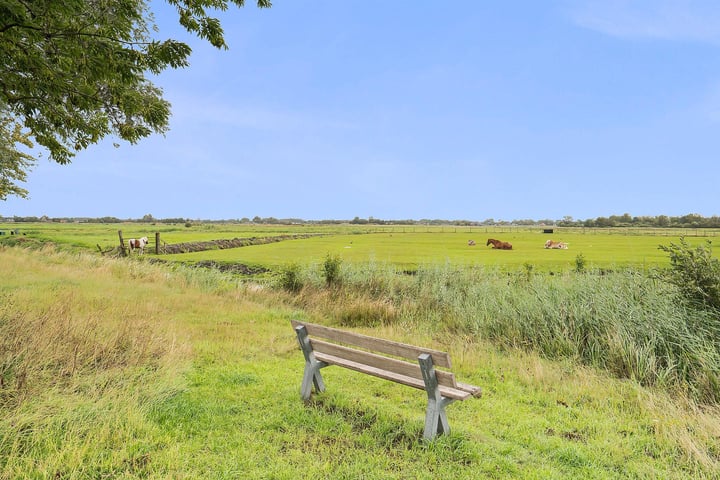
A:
313;352;473;401
310;339;459;389
291;320;452;368
455;381;482;398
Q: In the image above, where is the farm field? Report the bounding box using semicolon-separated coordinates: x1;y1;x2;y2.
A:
0;222;313;250
2;222;719;271
158;230;683;271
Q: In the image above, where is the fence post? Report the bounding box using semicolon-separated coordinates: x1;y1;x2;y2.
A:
118;230;126;256
155;232;160;254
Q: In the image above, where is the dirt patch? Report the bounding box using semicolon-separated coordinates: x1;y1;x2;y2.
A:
159;234;317;254
192;260;269;275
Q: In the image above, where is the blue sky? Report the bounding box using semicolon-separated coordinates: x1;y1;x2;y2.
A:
3;0;720;221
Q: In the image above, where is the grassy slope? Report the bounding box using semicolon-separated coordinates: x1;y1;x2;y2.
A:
2;247;719;478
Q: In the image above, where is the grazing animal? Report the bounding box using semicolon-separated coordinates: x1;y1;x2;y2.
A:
544;240;568;249
486;238;513;250
128;236;149;254
468;239;476;246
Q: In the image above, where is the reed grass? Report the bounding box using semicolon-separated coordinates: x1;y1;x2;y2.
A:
280;261;720;404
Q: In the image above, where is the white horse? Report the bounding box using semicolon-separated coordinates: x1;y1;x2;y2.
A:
128;236;149;254
544;239;568;249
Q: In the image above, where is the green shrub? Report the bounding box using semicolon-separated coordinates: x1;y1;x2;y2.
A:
279;263;303;292
659;237;720;312
522;262;534;281
574;253;586;273
322;253;342;287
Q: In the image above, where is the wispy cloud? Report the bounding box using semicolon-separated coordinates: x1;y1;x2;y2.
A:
566;0;720;44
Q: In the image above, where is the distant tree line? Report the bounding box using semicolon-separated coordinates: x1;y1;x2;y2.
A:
3;213;720;228
4;215;189;224
556;213;720;229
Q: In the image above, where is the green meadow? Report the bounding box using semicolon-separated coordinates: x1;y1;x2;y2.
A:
2;223;720;478
4;222;718;271
160;230;680;270
0;222;309;250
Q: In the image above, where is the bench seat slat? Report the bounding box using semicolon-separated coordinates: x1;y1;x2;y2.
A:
311;339;459;389
314;352;473;401
292;320;452;368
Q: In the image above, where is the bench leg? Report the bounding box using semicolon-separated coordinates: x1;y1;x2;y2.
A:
300;359;326;400
424;396;454;440
419;353;455;440
295;325;326;400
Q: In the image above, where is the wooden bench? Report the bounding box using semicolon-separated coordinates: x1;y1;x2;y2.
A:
291;320;481;440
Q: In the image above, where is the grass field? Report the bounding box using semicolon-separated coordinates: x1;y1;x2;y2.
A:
3;223;720;477
159;231;675;270
2;245;720;478
2;222;719;271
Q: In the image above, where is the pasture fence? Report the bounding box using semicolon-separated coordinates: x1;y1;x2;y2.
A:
343;226;720;237
117;230;159;256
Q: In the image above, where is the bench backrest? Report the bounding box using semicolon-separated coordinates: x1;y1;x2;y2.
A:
291;320;460;390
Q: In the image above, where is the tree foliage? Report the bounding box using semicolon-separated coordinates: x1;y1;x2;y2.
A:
0;0;270;199
0;114;35;200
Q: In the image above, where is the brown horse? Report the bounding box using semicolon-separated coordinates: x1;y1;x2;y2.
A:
486;238;512;250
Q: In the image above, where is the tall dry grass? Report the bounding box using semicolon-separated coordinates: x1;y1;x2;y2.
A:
0;246;214;477
0;289;175;408
1;246;189;400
